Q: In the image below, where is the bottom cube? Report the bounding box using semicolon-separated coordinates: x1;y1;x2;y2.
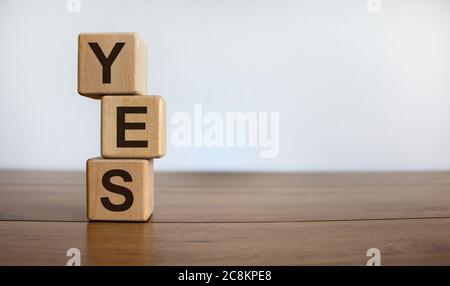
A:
86;157;153;221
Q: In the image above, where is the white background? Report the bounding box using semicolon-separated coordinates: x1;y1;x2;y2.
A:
0;0;449;171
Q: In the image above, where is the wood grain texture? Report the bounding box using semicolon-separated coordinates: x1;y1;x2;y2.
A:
78;32;147;98
101;96;166;159
1;219;450;266
2;170;450;187
86;158;153;221
1;171;450;265
1;174;450;222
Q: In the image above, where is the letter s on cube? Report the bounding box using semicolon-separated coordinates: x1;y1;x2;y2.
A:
86;157;154;221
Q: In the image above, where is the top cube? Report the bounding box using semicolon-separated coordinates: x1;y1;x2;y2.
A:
78;32;147;99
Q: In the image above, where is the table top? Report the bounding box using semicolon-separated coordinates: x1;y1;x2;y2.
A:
1;170;450;265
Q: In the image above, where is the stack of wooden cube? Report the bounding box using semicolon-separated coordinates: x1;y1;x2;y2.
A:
77;32;165;221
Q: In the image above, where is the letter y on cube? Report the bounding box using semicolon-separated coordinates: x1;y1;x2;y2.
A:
78;32;147;98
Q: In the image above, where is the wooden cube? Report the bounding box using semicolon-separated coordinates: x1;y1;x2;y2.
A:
101;95;166;159
78;32;147;99
86;158;153;221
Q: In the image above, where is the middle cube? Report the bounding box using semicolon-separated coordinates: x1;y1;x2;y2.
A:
102;95;166;159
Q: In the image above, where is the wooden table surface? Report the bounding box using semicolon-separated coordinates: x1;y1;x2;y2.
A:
1;170;450;265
